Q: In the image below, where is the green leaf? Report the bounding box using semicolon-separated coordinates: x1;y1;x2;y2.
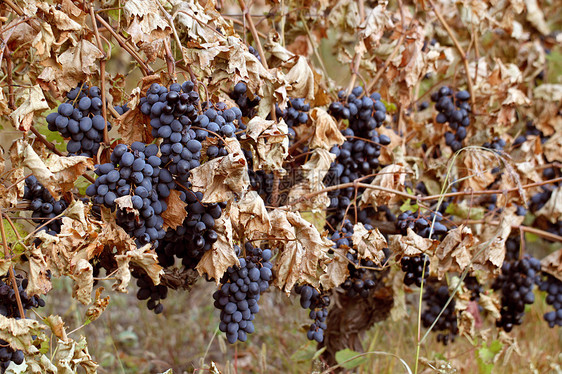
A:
477;340;502;374
291;341;324;362
445;202;485;220
36;122;67;153
400;199;418;212
335;349;368;370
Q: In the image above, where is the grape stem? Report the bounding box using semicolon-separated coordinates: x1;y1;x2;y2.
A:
427;0;476;108
90;6;109;149
236;0;268;69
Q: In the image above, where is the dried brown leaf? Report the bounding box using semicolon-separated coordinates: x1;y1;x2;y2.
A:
360;164;409;208
270;209;332;293
161;189;188;231
44;315;68;342
541;249;562;281
9;85;49;132
461;149;498;191
86;287;110;322
319;244;349;290
285;56;315;101
53;336;98;373
228;191;271;241
71;259;93;305
190;137;249;203
0;315;45;354
196;214;239;283
536;187;562;223
114;244;163;293
434;226;479;279
308;108;346;150
389;228;438;257
351;223;387;264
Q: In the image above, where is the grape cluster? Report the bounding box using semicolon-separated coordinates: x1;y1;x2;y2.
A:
430;86;471;152
230;82;260;119
295;284;330;343
483;137;506;152
139;82;202;184
331;220;390;297
400;255;430;287
539;273;562;328
0;275;45;371
86;142;167;247
395;210;449;239
464;275;484;301
513;120;548;147
324;86;390;228
421;283;459;345
196;101;243;160
23;176;67;236
274;97;310;144
492;255;541;332
157;192;224;270
214;243;272;344
135;273;167;314
46;84;111;157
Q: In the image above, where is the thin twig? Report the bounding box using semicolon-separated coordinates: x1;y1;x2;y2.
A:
90;7;109;148
427;0;475;107
94;14;152;76
347;0;367;94
237;0;268;68
366;0;407;93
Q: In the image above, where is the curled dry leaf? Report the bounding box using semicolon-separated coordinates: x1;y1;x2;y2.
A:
389;228;438;257
190;137;249;203
536;187;562;223
269;209;332;293
114;244;163;293
9;85;49;132
53;40;105;92
71;259;93;305
460;149;498;192
115;196;140;217
434;226;479;279
541;249;562;281
287;148;335;212
196;214;239;283
44;315;68;342
228;191;271;241
351;223;387;264
124;0;171;45
86;287;110;322
319;243;349;290
475;209;524;280
248;118;289;172
284;56;315;101
52;336;98;374
27;245;53;296
10;139;93;198
360;164;409;208
161;189;188;231
36;2;81;31
308;108;347;150
116;106;154;144
0;314;45;354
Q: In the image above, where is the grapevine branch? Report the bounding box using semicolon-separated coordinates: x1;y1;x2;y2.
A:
90;6;109;147
237;0;268;69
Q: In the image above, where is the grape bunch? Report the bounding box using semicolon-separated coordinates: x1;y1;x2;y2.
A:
157;191;224;270
483;137;506;152
395;209;449;239
86;142;167;247
196;101;243;159
274;97;310;144
430;86;471;152
324;86;390;228
464;275;484;302
539;273;562;328
230;82;260;119
0;275;45;372
46;84;111;157
135;273;167;314
400;255;430;287
23;176;67;236
492;255;541;332
331;220;390;297
513;120;548;147
295;284;330;343
421;282;459;345
139;82;202;184
213;243;273;344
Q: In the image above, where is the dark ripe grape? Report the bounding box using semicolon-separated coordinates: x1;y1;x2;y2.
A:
58;103;74;117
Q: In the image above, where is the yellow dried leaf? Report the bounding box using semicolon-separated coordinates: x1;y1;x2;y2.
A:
44;315;68;342
228;191;271;241
319;244;349;290
434;226;479;279
360;164;409;208
0;315;45;354
71;259;93;305
389;228;438;257
86;287;110;322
